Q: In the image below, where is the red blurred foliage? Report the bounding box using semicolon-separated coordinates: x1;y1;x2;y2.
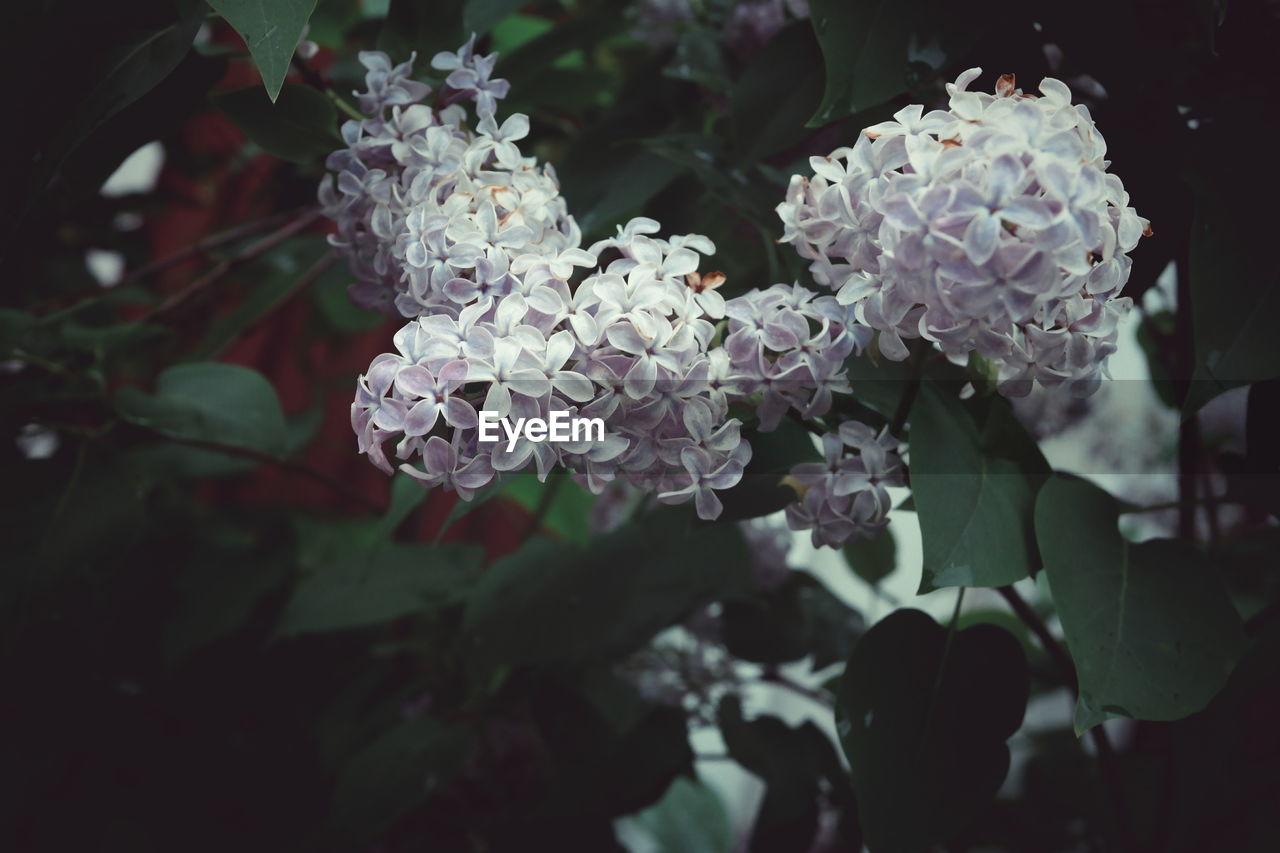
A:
139;21;528;561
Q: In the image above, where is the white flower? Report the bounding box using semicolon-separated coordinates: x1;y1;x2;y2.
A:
777;68;1149;397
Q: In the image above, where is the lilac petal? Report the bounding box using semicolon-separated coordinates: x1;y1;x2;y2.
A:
445;397;479;428
401;399;443;436
552;371;595;402
423;435;454;473
371;399;408;431
506;369;552;398
694;487;723;521
606;322;649;355
395;365;438;398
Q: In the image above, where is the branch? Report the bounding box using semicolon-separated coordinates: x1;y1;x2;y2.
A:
998;584;1132;849
887;341;929;439
292;54;366;122
143;209;322;320
118;209;304;287
162;435;382;513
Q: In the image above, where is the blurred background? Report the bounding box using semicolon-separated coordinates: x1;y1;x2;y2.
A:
2;1;1278;851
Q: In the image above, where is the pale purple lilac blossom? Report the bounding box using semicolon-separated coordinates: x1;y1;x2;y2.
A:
324;40;901;547
777;69;1150;398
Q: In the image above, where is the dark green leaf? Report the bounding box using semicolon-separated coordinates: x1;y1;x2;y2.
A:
730;22;824;163
663;27;730;92
462;0;526;37
190;235;332;358
1034;475;1248;734
722;575;862;668
212;82;339;162
277;542;483;636
909;383;1048;591
208;0;319;101
720;697;841;852
843;528;897;586
1184;158;1280;412
312;262;384;333
503;475;596;545
836;609;1028;852
45;2;202;176
806;0;997;126
462;510;751;680
114;362;289;457
331;715;476;838
432;477;507;541
164;543;290;662
378;0;463;66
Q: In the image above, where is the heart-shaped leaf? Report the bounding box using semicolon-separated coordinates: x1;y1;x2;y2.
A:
836;609;1028;852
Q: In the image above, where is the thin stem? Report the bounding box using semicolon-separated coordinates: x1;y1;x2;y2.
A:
888;341;928;439
1201;468;1221;550
205;250;337;358
997;585;1077;692
918;587;966;758
998;585;1132;849
118;209;301;287
329;90;367;122
143;209;322;320
161;435;382;513
292;54;366;122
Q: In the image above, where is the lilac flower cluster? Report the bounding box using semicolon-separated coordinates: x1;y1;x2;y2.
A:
722;282;865;430
777;69;1149;397
786;423;903;548
323;39;901;545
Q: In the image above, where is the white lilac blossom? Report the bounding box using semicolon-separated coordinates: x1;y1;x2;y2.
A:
324;39;901;546
777;69;1150;397
785;423;904;548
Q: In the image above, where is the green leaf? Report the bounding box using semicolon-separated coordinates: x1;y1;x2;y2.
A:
378;0;463;66
312;261;383;333
46;2;203;176
636;776;733;853
163;543;290;662
909;383;1048;591
730;22;825;163
208;0;318;101
503;475;596;545
563;147;686;236
1034;475;1248;734
114;362;289;457
331;715;476;838
462;510;751;680
462;0;526;37
212;82;339;162
709;417;822;521
836;609;1029;853
721;575;863;668
190;235;333;358
493;5;620;85
720;697;847;851
806;0;997;127
663;26;730;92
843;528;897;586
432;477;507;541
1184;162;1280;412
277;542;483;636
